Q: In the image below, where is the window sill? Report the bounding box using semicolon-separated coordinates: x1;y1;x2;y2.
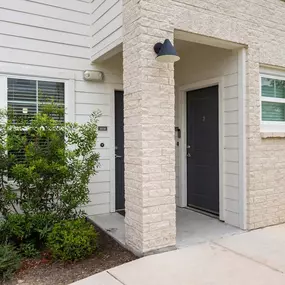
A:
260;132;285;138
260;123;285;134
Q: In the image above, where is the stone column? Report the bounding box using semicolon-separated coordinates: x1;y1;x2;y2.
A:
122;0;176;255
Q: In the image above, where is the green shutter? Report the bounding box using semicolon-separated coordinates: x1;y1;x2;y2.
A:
262;77;285;122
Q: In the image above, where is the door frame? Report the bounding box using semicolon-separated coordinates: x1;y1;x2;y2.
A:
178;77;225;221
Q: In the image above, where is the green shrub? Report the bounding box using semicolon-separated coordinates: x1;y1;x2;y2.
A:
0;103;100;220
47;219;98;261
0;244;21;281
0;213;58;248
0;214;30;244
29;212;58;244
19;243;39;258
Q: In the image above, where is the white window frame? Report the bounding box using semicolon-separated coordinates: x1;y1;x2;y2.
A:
0;73;75;185
260;70;285;133
0;74;75;123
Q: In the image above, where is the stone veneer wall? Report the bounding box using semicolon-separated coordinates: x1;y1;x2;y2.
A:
122;0;177;254
122;0;285;252
169;0;285;230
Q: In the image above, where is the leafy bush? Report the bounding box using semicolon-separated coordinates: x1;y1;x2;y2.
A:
0;213;58;248
0;214;29;244
30;212;58;244
0;103;100;220
0;110;18;218
47;219;98;261
0;102;100;263
0;244;21;281
19;243;39;258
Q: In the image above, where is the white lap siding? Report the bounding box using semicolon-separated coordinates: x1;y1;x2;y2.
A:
91;0;123;62
0;0;123;215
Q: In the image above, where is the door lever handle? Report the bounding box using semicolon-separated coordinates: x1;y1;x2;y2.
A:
115;154;122;159
187;153;192;158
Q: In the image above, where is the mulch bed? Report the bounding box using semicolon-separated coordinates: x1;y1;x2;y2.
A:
3;226;137;285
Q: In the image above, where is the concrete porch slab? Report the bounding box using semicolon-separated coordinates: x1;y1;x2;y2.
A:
216;223;285;273
176;207;242;247
89;212;125;247
89;208;243;250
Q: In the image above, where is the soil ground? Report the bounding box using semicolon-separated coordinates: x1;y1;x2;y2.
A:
3;226;136;285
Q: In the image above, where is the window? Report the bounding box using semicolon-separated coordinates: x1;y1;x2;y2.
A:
7;78;65;165
8;78;65;121
261;75;285;132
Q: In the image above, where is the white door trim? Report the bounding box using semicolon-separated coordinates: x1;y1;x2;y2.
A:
178;77;225;221
238;48;247;230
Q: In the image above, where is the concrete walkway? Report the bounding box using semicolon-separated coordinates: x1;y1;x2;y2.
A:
71;223;285;285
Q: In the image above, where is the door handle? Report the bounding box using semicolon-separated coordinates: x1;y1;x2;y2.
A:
115;154;122;159
187;153;192;158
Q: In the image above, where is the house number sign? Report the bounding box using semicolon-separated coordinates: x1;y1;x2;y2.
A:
98;126;108;131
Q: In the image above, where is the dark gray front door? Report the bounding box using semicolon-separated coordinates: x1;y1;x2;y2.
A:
115;91;125;211
187;86;219;215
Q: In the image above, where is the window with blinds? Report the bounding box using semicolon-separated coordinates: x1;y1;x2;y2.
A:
7;78;65;167
261;77;285;122
7;78;65;121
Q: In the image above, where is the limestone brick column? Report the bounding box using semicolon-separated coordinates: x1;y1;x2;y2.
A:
122;0;176;255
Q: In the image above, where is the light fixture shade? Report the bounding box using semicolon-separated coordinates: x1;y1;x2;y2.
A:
155;39;180;63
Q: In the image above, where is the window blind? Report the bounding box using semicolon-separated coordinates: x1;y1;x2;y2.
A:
8;78;65;121
38;81;65;105
8;79;37;120
7;78;65;168
261;77;285;122
262;102;285;122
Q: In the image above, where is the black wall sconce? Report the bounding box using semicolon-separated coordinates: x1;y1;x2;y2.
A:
154;39;180;63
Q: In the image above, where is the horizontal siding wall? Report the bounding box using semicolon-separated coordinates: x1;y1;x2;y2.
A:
0;0;123;216
223;51;240;227
91;0;123;61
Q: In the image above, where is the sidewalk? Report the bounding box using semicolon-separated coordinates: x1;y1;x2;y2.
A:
71;224;285;285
